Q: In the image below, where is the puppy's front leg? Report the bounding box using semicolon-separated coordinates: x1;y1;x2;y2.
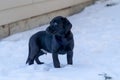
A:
67;51;73;65
52;53;60;68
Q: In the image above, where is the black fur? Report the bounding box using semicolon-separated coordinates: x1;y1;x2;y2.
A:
26;16;74;68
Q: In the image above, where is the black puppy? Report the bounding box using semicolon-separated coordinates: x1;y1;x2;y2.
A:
26;16;74;68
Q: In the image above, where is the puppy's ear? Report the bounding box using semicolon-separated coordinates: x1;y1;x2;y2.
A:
63;17;72;34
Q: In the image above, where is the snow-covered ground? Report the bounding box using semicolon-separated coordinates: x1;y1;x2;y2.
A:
0;0;120;80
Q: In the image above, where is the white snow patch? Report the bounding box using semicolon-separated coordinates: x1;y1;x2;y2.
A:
0;0;120;80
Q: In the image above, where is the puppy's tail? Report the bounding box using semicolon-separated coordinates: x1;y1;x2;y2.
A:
26;58;29;64
26;45;31;64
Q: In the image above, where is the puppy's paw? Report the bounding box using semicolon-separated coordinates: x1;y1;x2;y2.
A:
37;62;44;65
54;65;60;68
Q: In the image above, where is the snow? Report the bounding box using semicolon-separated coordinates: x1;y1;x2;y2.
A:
0;0;120;80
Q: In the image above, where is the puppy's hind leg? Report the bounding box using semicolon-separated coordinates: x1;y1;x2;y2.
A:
35;50;46;64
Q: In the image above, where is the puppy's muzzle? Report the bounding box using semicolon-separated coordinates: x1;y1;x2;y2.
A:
46;26;57;34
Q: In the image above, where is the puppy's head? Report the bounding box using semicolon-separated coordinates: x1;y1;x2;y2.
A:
46;16;72;36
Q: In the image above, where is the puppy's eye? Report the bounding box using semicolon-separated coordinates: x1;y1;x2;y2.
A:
54;22;58;26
